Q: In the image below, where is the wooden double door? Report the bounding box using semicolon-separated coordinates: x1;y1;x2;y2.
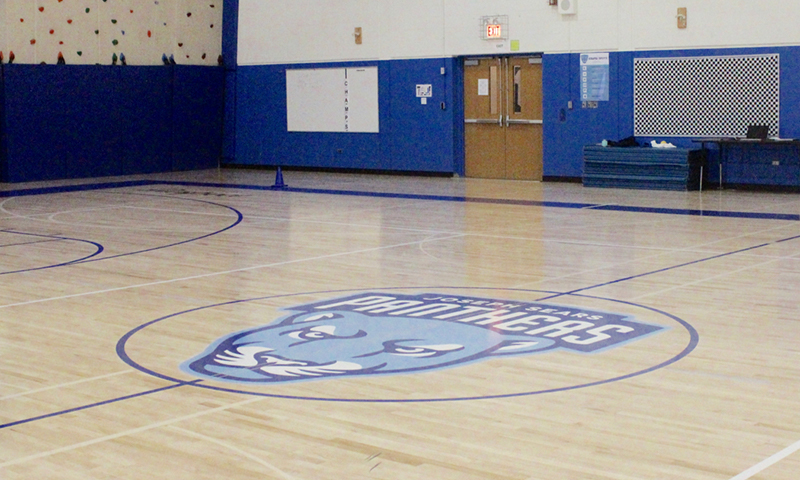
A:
464;56;543;180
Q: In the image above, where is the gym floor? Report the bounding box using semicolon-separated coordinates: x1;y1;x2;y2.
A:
1;168;799;480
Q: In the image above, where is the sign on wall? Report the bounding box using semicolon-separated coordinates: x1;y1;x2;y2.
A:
286;67;379;133
480;15;508;40
579;53;610;102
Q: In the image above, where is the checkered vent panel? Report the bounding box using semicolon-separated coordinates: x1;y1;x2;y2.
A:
633;54;780;137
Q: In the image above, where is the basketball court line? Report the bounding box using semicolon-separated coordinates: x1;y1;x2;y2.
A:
170;180;800;220
581;203;617;209
0;197;241;279
589;202;800;220
0;233;468;311
114;291;696;403
0;180;155;199
41;193;245;264
535;233;800;302
3;229;792;423
0;396;265;468
38;181;799;276
0;370;135;401
3;179;799;221
0;199;129;222
730;439;800;480
0;229;105;275
627;249;800;302
3;178;800;477
0;203;235;230
0;238;62;248
0;381;197;430
168;426;299;480
421;220;799;286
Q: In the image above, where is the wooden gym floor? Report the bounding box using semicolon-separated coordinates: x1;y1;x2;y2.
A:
1;168;799;480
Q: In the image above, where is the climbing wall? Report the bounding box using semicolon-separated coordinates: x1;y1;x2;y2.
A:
0;0;222;66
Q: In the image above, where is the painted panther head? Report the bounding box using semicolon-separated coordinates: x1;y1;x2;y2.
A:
181;310;556;384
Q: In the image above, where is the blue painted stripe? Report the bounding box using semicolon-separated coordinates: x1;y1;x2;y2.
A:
157;180;800;221
74;193;244;264
776;234;800;243
159;181;600;207
0;381;199;430
534;241;778;302
591;204;800;221
0;230;104;275
0;180;156;198
116;287;698;403
2;177;797;423
3;179;798;221
0;185;243;274
0;238;59;248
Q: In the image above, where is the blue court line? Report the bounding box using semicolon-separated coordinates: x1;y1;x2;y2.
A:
0;185;243;272
0;180;155;198
72;193;244;264
536;232;800;302
2;179;799;221
0;238;59;248
115;287;697;403
3;178;799;423
589;204;800;221
160;180;800;221
0;381;199;430
0;230;104;276
534;242;775;302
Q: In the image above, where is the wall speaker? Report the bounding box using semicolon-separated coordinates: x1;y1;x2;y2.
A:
558;0;576;15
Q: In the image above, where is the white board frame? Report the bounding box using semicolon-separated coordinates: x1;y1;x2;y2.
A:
286;66;379;133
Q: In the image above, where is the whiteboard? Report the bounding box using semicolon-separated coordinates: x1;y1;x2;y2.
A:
286;67;379;133
345;67;380;133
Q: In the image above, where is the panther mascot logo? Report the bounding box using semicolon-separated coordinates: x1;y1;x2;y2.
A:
182;293;664;384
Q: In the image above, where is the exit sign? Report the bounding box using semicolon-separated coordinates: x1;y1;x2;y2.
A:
480;15;508;40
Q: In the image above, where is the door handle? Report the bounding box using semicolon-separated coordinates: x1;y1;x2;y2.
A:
505;118;543;125
465;118;504;126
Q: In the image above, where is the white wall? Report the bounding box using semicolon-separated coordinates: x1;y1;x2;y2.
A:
632;1;800;51
0;0;221;65
238;0;445;65
238;0;800;65
0;0;6;63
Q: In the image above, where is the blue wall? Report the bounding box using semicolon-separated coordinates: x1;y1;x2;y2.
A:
172;66;226;172
6;32;800;187
232;45;800;187
230;58;464;174
0;64;6;182
1;64;224;183
543;46;800;186
221;0;238;164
